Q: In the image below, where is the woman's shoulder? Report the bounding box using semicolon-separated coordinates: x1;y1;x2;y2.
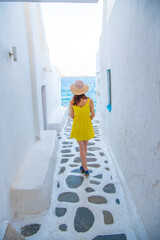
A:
70;99;74;105
89;98;93;104
89;98;94;107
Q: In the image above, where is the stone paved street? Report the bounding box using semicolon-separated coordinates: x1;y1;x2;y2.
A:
13;115;137;240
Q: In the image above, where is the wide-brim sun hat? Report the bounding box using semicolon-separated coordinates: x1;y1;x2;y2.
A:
70;80;89;95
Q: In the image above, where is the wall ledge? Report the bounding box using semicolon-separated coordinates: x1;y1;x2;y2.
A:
10;130;58;215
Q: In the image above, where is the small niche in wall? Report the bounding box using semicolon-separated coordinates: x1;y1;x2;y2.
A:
105;69;112;112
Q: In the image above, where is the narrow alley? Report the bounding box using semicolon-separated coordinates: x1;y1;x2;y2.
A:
13;112;137;240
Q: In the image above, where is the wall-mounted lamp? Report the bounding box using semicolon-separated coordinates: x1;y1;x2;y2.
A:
9;47;17;61
43;66;48;72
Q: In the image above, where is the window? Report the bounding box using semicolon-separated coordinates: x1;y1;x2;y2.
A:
106;69;112;112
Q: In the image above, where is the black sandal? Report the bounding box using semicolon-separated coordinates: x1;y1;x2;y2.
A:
80;166;85;173
85;170;89;177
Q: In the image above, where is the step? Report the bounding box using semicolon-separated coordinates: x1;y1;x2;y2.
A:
0;221;25;240
48;106;67;132
11;130;58;215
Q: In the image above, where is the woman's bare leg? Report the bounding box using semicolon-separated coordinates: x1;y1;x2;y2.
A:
84;140;88;157
77;141;88;171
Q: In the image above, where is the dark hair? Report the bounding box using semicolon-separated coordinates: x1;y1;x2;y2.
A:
73;94;88;106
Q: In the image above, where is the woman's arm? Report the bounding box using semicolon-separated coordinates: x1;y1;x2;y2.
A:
70;100;74;119
89;99;95;120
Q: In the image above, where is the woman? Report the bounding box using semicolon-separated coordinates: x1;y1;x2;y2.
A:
70;80;95;177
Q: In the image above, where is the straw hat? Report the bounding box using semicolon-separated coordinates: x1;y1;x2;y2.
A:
70;80;89;95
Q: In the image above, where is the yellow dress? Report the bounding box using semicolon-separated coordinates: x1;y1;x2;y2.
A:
70;98;95;141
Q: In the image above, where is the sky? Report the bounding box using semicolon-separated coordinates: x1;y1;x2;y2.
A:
41;1;102;76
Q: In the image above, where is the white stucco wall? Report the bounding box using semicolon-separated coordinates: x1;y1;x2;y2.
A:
27;4;61;134
45;65;61;124
98;1;160;239
26;3;48;138
0;2;62;222
0;3;35;221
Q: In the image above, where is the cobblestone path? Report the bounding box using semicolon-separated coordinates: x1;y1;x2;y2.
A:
13;115;137;240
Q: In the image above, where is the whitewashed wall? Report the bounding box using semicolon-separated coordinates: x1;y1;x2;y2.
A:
0;3;35;221
26;3;61;134
97;1;160;239
46;66;61;125
0;3;61;222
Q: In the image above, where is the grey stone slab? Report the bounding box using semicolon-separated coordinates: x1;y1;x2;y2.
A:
105;167;110;171
90;180;100;185
75;146;80;152
57;181;60;188
66;175;84;188
21;224;41;237
88;142;95;146
62;154;75;157
61;158;69;163
88;164;100;168
104;160;108;163
103;210;114;224
94;131;99;134
71;168;93;174
71;168;81;173
59;224;67;231
69;164;78;167
59;167;65;175
88;195;107;204
4;223;25;240
61;149;71;153
74;157;97;163
62;145;72;148
55;208;67;217
88;147;101;151
93;174;102;179
87;152;95;156
99;152;105;156
62;141;73;144
116;199;120;205
74;207;94;232
103;184;116;194
86;158;98;162
92;234;127;240
58;192;79;203
85;187;95;193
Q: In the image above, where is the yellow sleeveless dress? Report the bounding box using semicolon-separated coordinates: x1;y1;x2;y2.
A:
70;98;95;141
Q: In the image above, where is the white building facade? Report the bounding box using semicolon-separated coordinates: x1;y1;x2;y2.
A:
0;2;63;223
97;1;160;240
0;0;99;229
